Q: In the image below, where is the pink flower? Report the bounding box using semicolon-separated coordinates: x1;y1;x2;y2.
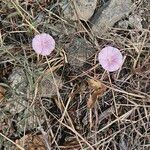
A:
32;33;55;56
98;46;123;72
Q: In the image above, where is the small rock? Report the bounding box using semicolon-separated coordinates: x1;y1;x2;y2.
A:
129;14;143;30
40;73;63;98
91;0;133;36
118;20;129;29
5;97;28;115
5;67;28;114
8;67;27;95
66;37;95;67
118;14;143;30
16;107;44;131
2;68;45;132
61;0;97;21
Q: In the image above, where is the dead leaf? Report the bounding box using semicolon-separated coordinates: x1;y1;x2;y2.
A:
16;134;50;150
87;79;107;108
0;86;5;102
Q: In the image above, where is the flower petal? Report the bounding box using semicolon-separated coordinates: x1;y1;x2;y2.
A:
32;33;55;56
98;46;123;72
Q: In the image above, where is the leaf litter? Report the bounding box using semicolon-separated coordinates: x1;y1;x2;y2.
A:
0;0;150;149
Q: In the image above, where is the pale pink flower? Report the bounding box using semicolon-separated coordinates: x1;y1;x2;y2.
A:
98;46;123;72
32;33;55;56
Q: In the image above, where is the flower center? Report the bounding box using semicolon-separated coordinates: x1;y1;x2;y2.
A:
107;56;116;64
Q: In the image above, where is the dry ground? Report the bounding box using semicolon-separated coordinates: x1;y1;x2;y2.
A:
0;0;150;150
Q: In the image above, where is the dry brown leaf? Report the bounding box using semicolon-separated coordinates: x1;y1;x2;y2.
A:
87;79;107;108
0;86;5;102
88;78;104;90
16;134;50;150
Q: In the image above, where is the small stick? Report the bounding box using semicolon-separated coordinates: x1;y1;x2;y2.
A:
89;108;93;129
